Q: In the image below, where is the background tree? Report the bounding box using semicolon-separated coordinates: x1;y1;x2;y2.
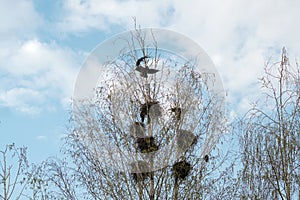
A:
237;48;300;200
0;143;30;200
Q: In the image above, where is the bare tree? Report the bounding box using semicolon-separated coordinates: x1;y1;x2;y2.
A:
237;48;300;200
33;25;231;199
0;144;30;200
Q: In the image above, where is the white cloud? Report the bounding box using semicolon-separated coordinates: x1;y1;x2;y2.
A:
165;0;300;116
0;0;41;36
0;88;44;114
0;39;81;114
57;0;175;33
0;1;82;114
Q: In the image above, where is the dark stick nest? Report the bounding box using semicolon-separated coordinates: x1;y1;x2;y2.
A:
140;101;161;123
135;136;159;153
172;160;192;180
131;160;150;182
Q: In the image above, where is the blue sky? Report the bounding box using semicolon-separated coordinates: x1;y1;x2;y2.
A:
1;0;300;163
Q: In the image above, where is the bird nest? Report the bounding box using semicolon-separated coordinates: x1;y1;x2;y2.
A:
131;160;150;182
172;160;192;180
135;136;159;153
140;101;162;123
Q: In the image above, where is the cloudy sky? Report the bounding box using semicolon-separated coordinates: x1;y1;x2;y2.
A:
1;0;299;162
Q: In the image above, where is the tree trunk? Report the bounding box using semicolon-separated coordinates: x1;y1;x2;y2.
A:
173;177;179;200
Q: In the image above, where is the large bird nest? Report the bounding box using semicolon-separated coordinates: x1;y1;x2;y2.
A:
172;160;192;180
135;136;159;153
140;101;162;123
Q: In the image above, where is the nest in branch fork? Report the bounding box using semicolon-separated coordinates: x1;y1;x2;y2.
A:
131;160;150;182
135;136;159;153
140;101;161;123
172;160;192;180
